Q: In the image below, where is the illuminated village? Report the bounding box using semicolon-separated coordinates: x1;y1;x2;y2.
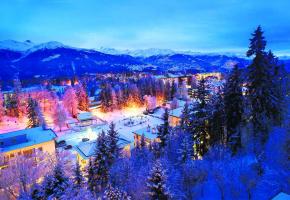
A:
0;1;289;199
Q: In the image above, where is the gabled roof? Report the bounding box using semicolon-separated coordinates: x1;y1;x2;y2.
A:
0;127;57;153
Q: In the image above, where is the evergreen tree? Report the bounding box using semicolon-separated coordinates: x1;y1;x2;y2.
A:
107;122;120;165
74;160;83;188
246;26;277;145
180;103;190;131
209;93;226;146
147;160;170;200
92;130;109;193
224;65;244;154
266;51;286;125
42;163;69;199
157;108;170;148
26;97;40;128
87;158;95;193
100;83;113;112
189;79;210;159
177;134;193;163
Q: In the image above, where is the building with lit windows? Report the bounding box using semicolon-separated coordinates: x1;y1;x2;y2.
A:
0;127;57;168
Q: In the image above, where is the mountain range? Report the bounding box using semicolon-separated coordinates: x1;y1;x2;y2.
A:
0;40;288;81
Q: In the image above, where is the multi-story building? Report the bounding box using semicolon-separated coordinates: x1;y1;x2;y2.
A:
0;127;57;168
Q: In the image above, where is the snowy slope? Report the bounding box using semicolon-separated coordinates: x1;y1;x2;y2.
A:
0;40;34;52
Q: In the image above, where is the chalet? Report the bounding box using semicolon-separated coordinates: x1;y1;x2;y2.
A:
133;126;160;147
75;138;131;169
0;127;57;168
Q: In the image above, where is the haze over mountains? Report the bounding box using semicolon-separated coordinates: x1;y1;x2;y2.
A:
0;40;289;81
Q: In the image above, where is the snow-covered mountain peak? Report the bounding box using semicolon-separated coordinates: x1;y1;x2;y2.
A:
0;40;35;52
97;47;176;57
27;41;66;53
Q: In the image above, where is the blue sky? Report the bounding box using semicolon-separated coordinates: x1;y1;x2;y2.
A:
0;0;289;54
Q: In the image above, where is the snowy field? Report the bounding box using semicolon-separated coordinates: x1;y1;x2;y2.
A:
56;106;164;148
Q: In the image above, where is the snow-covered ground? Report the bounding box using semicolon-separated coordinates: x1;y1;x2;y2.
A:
56;106;164;148
57;107;162;146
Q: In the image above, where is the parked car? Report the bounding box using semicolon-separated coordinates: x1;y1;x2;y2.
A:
57;140;66;147
82;138;90;142
64;145;72;150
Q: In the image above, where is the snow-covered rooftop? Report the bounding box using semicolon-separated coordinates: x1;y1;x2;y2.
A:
0;127;57;153
169;107;183;118
133;127;158;140
75;137;131;159
77;112;95;121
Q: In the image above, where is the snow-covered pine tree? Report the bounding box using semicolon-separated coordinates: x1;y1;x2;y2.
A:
93;130;109;193
26;96;40;128
209;93;226;146
0;89;5;123
224;65;244;154
107;122;120;165
63;86;78;117
87;158;95;193
75;83;89;111
74;160;83;188
42;163;69;199
100;83;113;112
178;134;193;163
147;160;170;200
180;102;190;131
157;108;170;148
188;78;210;159
246;26;277;145
53;102;67;132
104;185;131;200
266;50;287;126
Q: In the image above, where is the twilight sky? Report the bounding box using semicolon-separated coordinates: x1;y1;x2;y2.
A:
0;0;289;54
